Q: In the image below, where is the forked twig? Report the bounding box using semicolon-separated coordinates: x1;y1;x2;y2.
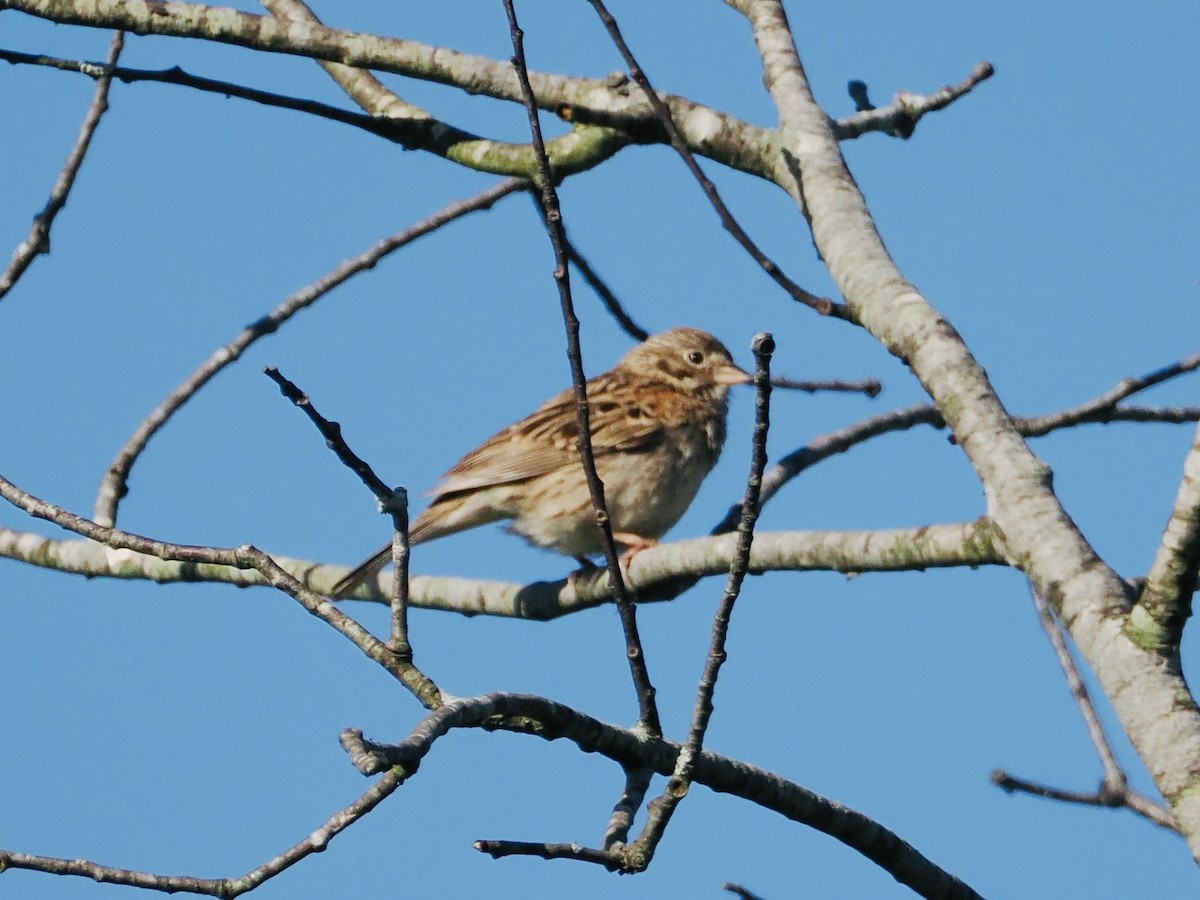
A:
991;586;1178;833
263;367;433;689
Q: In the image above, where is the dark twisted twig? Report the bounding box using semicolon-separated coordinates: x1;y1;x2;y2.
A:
0;32;124;300
561;231;650;341
263;367;433;691
584;0;847;320
94;177;526;526
347;692;983;899
503;0;660;736
620;334;775;872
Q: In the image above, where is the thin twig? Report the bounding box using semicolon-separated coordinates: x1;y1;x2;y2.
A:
1017;350;1200;437
562;233;650;341
0;471;441;707
990;586;1178;834
503;0;661;736
0;769;405;896
722;884;766;900
263;367;432;687
94;178;526;526
584;0;848;320
770;375;881;396
0;32;124;300
621;335;774;872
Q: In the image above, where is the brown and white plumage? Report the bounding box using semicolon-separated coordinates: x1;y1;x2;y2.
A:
329;327;749;598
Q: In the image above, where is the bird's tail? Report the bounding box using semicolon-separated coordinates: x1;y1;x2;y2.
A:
328;491;508;599
328;542;394;600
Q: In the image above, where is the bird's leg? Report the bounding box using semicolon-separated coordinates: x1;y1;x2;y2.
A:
612;532;659;568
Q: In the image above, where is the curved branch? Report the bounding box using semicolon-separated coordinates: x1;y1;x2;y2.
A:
344;692;984;899
93;178;526;526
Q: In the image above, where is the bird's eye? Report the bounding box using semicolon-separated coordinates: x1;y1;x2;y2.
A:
687;350;704;365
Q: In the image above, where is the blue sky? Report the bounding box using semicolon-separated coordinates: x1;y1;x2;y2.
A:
1;2;1197;897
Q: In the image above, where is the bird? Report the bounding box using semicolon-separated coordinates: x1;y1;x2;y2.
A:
329;327;750;598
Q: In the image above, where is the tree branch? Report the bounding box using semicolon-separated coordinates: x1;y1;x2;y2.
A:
346;692;983;899
1133;420;1200;651
585;0;842;319
991;587;1178;833
93;177;526;526
836;62;994;141
730;0;1200;855
0;520;1005;616
503;0;660;735
0;46;631;177
0;473;441;705
620;334;774;872
0;770;404;895
0;31;123;300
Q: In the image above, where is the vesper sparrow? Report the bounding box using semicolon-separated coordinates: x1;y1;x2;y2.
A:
330;327;749;598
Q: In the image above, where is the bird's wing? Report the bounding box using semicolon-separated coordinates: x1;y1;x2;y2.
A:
431;373;667;497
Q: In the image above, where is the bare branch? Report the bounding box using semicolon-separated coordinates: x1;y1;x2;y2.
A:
562;233;650;341
1;45;631;177
0;0;788;180
0;472;442;704
1134;420;1200;650
263;367;433;692
503;0;660;735
1017;350;1200;437
0;31;123;300
992;770;1179;835
585;0;844;319
0;771;403;895
1;520;1005;616
991;586;1177;833
603;767;654;850
836;62;995;140
94;178;526;526
727;0;1200;848
771;375;881;396
351;692;984;899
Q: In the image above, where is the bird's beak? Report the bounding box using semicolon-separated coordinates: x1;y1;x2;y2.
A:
714;363;753;386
